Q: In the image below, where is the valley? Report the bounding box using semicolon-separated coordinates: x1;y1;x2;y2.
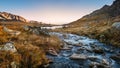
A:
0;0;120;68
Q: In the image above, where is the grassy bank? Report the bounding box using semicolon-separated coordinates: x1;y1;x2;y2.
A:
0;22;62;67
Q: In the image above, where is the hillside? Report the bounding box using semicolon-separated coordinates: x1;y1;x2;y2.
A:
55;0;120;46
69;0;120;26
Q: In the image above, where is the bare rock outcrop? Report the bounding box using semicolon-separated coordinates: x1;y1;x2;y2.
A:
0;12;27;22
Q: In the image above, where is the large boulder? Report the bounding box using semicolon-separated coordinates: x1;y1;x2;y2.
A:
3;26;21;36
0;42;17;53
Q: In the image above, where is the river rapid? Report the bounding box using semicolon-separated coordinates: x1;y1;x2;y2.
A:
46;32;120;68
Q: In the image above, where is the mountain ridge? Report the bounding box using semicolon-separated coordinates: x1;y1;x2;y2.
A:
0;12;27;22
69;0;120;26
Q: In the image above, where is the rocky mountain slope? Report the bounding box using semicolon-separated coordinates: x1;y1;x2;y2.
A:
0;12;27;22
69;0;120;26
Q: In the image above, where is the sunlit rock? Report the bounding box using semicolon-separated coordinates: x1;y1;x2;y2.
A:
102;59;109;65
0;42;17;53
3;26;21;36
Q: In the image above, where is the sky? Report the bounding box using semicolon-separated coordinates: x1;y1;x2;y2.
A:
0;0;114;24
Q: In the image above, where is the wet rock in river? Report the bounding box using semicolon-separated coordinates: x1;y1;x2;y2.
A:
61;43;72;50
89;62;100;68
101;59;109;65
47;48;58;56
93;49;104;54
61;51;72;57
88;56;98;61
110;54;120;61
104;48;114;53
91;45;96;49
68;45;73;48
70;53;87;60
65;41;73;45
77;47;86;51
63;34;68;39
104;48;110;52
89;62;111;68
76;47;88;54
93;46;104;54
73;42;83;46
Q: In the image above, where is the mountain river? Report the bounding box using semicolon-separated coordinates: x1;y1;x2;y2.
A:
46;32;120;68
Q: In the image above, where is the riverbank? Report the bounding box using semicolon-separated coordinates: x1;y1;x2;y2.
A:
0;22;62;67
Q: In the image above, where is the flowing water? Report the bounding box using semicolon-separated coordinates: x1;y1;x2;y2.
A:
47;32;120;68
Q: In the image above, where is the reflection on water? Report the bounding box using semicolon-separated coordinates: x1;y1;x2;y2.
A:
41;26;63;30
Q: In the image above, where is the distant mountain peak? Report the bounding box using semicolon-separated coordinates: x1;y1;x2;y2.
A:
102;5;110;9
0;12;27;22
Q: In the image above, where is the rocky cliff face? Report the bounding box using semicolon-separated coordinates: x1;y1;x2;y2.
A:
0;12;27;22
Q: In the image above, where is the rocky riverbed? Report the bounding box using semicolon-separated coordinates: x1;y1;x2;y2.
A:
46;32;120;68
